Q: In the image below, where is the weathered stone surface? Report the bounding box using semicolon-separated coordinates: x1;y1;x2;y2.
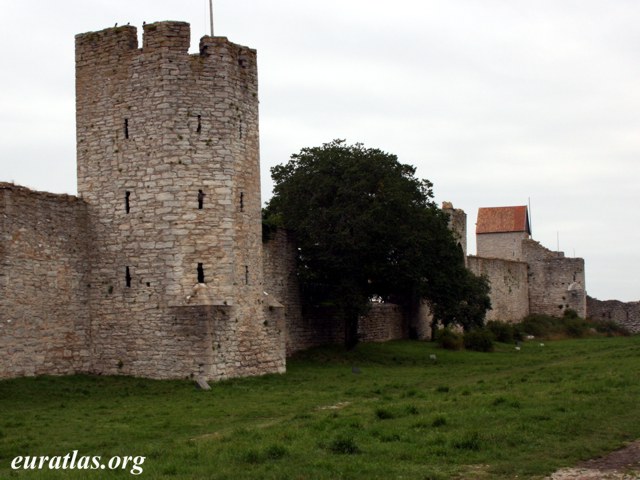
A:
467;255;529;322
0;184;90;379
74;21;285;381
522;240;586;318
587;296;640;333
473;218;587;320
0;22;285;381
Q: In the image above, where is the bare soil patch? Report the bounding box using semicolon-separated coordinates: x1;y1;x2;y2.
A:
547;441;640;479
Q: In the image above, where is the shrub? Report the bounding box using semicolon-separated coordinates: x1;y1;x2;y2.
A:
591;319;631;337
463;329;494;352
562;316;589;338
520;314;557;337
435;328;463;350
486;321;514;343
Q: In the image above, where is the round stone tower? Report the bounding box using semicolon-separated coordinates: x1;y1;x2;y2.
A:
75;22;285;381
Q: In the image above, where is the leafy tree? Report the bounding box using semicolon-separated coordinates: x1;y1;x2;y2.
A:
264;140;490;348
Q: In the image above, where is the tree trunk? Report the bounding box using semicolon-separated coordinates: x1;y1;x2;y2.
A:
344;311;359;350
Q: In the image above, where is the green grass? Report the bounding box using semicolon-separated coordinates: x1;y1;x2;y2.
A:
1;337;640;479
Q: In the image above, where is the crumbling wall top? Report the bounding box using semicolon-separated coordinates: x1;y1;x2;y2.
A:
75;25;138;55
0;182;82;204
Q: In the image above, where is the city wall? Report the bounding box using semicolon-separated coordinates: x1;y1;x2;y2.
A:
262;229;413;353
587;296;640;333
0;184;91;378
467;256;529;322
522;240;586;318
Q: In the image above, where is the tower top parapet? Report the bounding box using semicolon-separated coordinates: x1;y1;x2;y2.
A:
75;21;256;70
76;21;191;55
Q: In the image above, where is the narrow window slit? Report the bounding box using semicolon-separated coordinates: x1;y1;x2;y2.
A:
125;267;131;288
125;191;131;213
245;266;249;285
198;189;205;210
196;115;202;134
239;121;243;139
197;263;205;284
239;192;244;212
124;118;129;139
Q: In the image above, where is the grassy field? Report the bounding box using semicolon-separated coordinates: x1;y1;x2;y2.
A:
1;337;640;479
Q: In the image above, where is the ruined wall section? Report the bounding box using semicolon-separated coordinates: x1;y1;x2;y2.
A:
467;255;529;322
442;202;467;260
476;231;529;261
75;22;284;381
0;184;90;378
522;240;586;318
262;228;304;355
586;296;640;333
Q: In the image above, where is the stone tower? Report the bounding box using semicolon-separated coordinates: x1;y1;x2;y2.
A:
442;202;467;260
476;205;531;261
75;22;285;381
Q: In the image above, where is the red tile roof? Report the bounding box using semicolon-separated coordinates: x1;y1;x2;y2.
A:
476;206;531;235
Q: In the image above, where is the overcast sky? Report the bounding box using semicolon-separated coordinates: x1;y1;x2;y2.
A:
1;1;639;302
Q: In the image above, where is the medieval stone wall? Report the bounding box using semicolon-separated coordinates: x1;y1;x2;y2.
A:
0;184;91;378
587;296;640;333
74;22;284;381
359;304;407;343
262;229;409;353
467;256;529;322
476;231;529;261
522;240;586;318
262;228;303;355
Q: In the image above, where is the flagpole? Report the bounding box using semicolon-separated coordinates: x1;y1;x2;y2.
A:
209;0;214;36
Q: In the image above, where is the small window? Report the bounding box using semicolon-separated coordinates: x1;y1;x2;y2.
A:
198;189;205;210
239;192;244;212
124;118;129;139
245;265;249;285
196;115;202;134
125;191;131;213
197;263;205;284
125;266;132;288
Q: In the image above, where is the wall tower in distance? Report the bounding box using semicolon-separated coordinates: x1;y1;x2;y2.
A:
75;21;285;381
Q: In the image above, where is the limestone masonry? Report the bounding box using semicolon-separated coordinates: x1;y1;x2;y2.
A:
469;205;587;321
0;22;635;381
2;22;285;381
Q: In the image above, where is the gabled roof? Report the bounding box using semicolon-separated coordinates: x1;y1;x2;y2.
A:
476;205;531;235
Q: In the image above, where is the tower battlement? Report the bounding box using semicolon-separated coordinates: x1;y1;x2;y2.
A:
143;21;190;53
75;22;256;74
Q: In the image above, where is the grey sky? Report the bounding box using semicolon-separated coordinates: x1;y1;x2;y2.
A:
1;1;638;301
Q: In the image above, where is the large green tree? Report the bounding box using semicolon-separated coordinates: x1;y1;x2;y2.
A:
264;140;490;348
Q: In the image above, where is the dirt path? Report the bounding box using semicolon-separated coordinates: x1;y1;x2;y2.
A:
546;441;640;479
